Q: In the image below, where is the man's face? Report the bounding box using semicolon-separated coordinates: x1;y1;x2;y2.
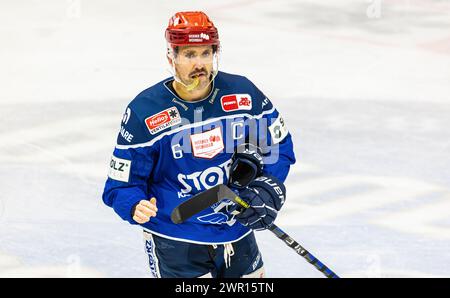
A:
172;45;215;90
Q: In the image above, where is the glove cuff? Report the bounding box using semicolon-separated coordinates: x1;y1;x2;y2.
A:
229;143;264;189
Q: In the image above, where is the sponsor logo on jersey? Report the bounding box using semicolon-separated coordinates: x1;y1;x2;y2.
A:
209;88;220;104
108;155;131;182
119;126;134;143
197;212;230;225
252;252;262;271
122;107;131;124
220;94;252;112
177;159;233;195
268;114;289;144
145;107;181;135
197;200;237;226
143;233;160;278
190;127;224;159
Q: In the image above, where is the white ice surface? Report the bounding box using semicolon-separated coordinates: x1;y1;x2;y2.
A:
0;0;450;277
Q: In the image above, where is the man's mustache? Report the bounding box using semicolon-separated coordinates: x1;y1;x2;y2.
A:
189;69;208;78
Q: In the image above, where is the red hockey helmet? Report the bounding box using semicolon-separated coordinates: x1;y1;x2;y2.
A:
165;11;220;47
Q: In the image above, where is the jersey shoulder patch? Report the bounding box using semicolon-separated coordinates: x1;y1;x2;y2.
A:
117;104;150;146
119;81;187;146
268;113;289;144
215;72;271;115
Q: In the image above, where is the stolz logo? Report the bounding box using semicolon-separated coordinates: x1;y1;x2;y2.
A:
177;159;233;196
220;94;252;112
145;107;181;135
108;155;131;183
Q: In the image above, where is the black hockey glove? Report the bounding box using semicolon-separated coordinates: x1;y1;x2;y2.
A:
232;175;286;231
229;143;264;189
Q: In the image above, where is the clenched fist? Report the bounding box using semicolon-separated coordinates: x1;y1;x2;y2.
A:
132;197;158;224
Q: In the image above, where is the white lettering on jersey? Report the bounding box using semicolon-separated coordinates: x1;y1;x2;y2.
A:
120;126;134;143
172;144;183;159
177;159;233;195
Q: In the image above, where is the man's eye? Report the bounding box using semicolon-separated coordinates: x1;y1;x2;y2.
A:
185;53;195;58
202;52;211;57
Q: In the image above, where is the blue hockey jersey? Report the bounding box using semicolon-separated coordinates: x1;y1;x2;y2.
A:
102;71;296;244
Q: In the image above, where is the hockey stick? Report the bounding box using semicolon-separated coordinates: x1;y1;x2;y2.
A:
171;184;340;278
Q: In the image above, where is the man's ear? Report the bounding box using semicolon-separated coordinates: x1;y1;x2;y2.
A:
167;53;173;66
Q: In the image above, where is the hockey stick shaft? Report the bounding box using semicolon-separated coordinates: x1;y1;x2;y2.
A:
229;193;339;278
171;184;340;278
268;224;339;278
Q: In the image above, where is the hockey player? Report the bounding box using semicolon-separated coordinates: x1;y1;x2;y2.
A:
102;11;296;278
